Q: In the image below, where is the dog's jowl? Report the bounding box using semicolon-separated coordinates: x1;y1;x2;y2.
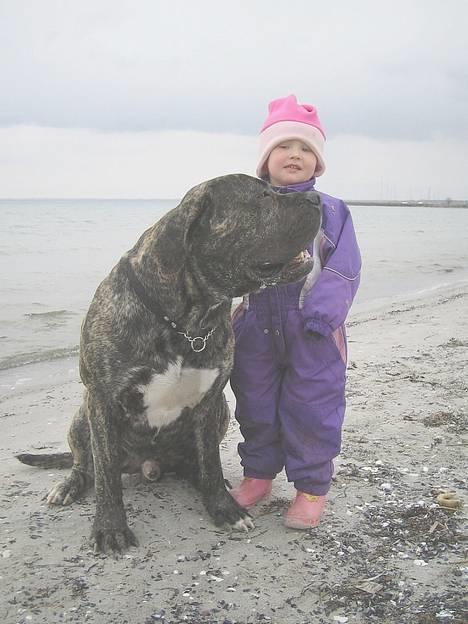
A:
17;174;321;553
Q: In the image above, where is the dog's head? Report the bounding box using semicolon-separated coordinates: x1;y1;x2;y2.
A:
181;174;321;298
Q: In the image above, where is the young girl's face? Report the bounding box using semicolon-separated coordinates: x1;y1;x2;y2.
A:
266;139;317;186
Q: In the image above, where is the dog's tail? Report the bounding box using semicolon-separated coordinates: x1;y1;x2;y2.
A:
16;452;74;469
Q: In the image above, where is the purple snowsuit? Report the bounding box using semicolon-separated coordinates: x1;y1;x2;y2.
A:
230;179;361;495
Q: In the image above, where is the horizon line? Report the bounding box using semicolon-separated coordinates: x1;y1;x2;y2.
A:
0;197;467;206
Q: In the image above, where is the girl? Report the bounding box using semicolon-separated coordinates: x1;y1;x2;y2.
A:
230;95;361;529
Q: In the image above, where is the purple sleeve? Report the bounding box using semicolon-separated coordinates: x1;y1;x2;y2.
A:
301;203;361;336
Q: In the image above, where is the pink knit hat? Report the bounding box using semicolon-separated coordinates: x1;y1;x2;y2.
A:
256;94;326;178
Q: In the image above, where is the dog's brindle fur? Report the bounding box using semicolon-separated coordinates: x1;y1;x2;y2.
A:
17;174;321;552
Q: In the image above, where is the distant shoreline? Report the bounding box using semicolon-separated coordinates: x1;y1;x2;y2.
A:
347;199;468;208
0;197;467;208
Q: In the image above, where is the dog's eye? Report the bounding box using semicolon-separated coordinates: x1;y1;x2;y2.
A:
262;190;270;198
254;261;284;276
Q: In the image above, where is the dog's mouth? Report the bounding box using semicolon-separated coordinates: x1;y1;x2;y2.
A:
284;249;311;271
250;249;313;287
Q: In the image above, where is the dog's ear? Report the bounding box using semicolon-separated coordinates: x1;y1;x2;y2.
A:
141;181;213;280
180;181;213;250
181;174;261;249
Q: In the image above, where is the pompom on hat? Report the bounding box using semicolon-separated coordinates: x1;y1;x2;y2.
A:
256;94;326;179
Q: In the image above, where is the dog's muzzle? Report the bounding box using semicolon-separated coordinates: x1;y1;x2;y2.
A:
253;249;313;288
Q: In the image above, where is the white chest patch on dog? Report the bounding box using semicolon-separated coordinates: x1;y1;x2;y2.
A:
140;357;219;429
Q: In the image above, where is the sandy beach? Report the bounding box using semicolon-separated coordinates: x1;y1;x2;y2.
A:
1;282;467;624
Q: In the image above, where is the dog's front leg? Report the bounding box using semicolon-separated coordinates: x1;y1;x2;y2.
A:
194;398;254;532
87;395;138;553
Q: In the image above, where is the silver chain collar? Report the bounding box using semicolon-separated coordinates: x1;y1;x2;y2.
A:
163;315;216;353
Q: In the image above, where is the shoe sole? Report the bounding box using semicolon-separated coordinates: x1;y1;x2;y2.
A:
284;517;320;529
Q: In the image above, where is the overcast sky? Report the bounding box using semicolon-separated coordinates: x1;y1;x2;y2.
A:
1;0;467;199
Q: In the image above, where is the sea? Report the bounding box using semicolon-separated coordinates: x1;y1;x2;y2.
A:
1;198;468;375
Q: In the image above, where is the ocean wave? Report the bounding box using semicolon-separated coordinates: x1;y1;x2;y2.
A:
0;346;79;371
24;309;77;319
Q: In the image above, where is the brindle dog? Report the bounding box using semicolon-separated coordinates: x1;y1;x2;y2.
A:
17;174;321;553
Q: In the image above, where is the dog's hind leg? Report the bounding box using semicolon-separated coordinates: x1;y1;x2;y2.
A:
47;401;94;505
141;459;161;482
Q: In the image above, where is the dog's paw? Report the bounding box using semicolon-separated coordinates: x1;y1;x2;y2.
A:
206;491;255;532
91;524;138;554
47;476;84;505
233;515;255;532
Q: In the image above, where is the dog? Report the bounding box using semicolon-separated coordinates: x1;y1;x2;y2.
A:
17;174;321;553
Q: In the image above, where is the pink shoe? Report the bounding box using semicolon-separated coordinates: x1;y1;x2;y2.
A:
230;478;273;509
285;491;326;529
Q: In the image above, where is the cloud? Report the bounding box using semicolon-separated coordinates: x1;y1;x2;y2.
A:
324;135;468;200
1;1;467;140
0;125;257;198
1;125;466;200
0;1;466;198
